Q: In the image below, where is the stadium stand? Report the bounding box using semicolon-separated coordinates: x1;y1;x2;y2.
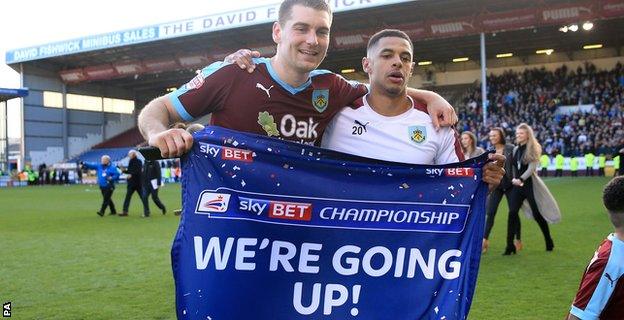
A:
92;127;145;149
70;147;132;164
67;127;144;165
458;62;624;157
423;83;476;108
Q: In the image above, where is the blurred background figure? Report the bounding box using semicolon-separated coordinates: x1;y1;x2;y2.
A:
598;154;606;176
483;127;516;254
555;151;564;177
570;156;579;177
142;159;166;217
617;147;624;176
120;150;148;217
38;163;46;185
82;155;120;217
539;153;550;177
585;152;595;177
173;160;181;183
460;131;485;160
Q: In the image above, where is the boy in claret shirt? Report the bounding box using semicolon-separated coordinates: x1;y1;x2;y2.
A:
568;176;624;320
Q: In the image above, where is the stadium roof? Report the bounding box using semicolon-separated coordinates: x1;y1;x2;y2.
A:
5;0;624;98
0;88;28;103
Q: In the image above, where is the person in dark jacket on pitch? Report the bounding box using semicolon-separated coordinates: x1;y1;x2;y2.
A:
142;159;166;217
82;155;120;217
120;150;149;217
483;127;519;253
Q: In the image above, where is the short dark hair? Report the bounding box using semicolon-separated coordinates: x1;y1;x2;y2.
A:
603;176;624;227
278;0;332;26
367;29;413;53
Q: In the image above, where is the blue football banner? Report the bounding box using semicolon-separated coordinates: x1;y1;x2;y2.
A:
172;126;489;319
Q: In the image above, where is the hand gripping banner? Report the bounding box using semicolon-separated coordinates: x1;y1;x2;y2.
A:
172;126;490;320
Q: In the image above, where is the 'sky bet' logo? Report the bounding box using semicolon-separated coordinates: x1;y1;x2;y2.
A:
426;168;475;177
199;143;254;163
239;197;312;221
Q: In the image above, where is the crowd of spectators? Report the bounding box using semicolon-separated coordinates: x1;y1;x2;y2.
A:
458;62;624;158
11;158;182;186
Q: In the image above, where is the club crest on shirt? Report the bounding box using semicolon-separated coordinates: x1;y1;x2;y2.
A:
312;89;329;113
408;125;427;144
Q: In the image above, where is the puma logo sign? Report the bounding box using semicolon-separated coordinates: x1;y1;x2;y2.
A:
354;120;370;132
352;120;370;135
605;273;620;287
256;83;274;98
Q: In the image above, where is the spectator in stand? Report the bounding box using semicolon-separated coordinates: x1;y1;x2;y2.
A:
460;131;485;160
82;155;120;217
457;63;623;161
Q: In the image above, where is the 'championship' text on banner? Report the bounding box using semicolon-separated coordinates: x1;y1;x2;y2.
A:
172;126;489;319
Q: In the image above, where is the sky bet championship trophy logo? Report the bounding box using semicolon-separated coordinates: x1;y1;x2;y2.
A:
195;192;231;214
173;126;489;319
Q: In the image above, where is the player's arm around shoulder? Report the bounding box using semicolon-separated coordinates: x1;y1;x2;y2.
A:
406;88;458;129
139;60;239;158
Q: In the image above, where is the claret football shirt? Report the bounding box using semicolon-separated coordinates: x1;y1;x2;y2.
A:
168;57;368;146
571;233;624;320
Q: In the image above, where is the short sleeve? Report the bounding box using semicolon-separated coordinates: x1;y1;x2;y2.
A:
334;76;368;108
435;128;464;164
570;250;610;319
167;61;237;121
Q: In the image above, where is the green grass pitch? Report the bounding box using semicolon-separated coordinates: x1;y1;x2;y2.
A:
0;177;615;319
